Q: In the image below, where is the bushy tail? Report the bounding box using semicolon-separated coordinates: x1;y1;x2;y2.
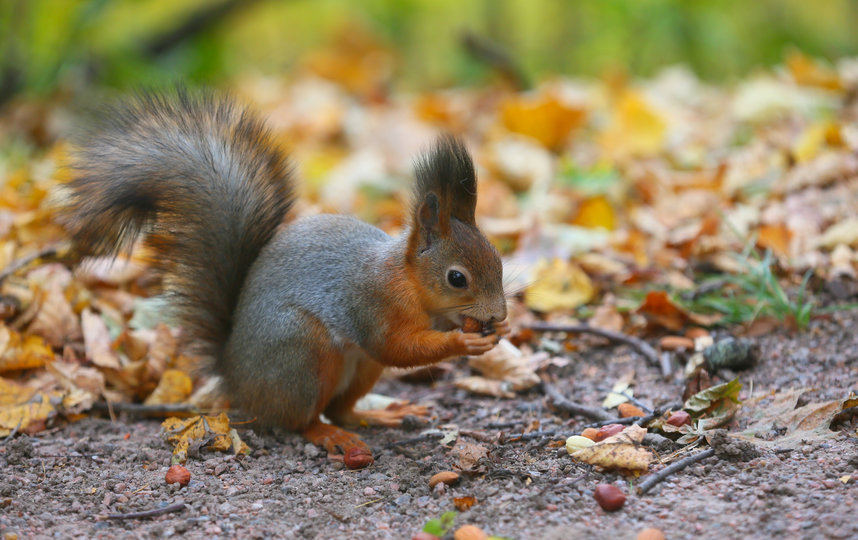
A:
63;89;294;359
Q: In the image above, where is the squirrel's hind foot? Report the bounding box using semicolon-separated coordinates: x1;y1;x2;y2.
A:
301;421;374;469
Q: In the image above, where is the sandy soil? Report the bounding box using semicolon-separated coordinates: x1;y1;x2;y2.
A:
2;308;857;539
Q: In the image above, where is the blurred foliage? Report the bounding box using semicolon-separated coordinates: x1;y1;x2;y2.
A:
1;0;857;99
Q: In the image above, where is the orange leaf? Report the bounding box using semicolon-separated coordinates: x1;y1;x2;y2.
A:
757;224;793;259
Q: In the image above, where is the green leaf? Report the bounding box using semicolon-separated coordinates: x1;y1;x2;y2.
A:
684;378;742;414
423;511;458;536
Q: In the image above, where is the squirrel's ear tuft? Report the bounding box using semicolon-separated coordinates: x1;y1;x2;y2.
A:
413;135;477;228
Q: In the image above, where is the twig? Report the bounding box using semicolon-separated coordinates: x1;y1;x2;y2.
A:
141;0;263;57
385;431;445;449
500;429;572;443
102;502;186;520
637;447;716;495
579;416;639;430
0;246;59;283
611;391;653;414
541;381;614;421
460;30;530;90
354;498;383;508
527;322;669;377
91;402;203;417
2;420;22;444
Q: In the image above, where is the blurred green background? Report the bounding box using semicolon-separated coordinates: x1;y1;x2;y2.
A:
1;0;856;101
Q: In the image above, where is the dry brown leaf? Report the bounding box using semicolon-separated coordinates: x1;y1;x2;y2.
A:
81;308;120;369
47;359;105;396
571;424;653;472
26;280;81;348
74;255;146;286
454;340;539;399
451;441;489;474
589;303;624;333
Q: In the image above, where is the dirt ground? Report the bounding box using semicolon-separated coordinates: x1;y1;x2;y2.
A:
2;305;857;540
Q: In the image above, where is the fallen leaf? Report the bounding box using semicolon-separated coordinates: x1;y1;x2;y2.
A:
637;290;721;331
737;390;858;448
599;90;666;159
525;258;595;312
454;340;539;398
453;496;477;511
81;308;121;369
786;50;842;91
26;281;81;348
500;92;586;150
144;369;193;405
0;325;54;372
161;413;250;464
572;195;616;230
571;424;653;472
0;392;59;436
451;441;489;474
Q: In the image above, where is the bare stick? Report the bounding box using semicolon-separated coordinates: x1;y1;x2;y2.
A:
91;401;203;417
385;431;445;449
102;502;186;520
527;322;669;377
541;381;614;421
0;246;59;283
637;447;716;495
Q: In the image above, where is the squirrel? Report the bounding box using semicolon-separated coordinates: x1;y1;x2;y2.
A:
62;90;508;468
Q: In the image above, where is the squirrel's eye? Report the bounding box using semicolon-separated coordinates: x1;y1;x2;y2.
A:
447;269;468;289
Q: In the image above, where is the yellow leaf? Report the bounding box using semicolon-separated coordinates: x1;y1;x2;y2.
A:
144;369;193;405
599;90;666;159
572;195;616;230
0;377;35;407
786;50;842;91
0;392;58;436
524;259;594;312
162;413;249;464
0;325;54;373
792;122;830;163
501;93;586;150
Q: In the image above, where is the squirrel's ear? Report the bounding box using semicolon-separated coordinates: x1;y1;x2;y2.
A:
412;192;442;253
412;135;477;227
417;192;441;233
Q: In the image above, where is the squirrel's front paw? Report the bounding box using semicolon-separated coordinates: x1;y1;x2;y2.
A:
456;332;499;356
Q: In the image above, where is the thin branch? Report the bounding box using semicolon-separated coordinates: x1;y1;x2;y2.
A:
527;322;669;377
637;447;716;495
460;30;530;90
91;401;203;417
541;381;614;422
0;246;59;283
101;502;186;520
385;431;445;449
141;0;263;57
